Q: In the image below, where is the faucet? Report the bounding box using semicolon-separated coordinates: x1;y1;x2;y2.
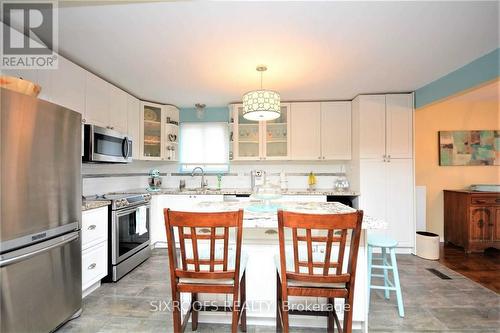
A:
191;167;208;190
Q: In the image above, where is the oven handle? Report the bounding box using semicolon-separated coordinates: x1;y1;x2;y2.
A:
114;204;150;217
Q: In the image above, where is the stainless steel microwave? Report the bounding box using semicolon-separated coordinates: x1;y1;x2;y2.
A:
82;124;132;163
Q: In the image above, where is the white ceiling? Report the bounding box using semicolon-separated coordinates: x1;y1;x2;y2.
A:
42;1;500;106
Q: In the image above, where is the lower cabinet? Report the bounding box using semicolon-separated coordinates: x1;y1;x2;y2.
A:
81;206;108;297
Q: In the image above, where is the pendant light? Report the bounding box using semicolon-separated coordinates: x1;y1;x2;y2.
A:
242;65;281;121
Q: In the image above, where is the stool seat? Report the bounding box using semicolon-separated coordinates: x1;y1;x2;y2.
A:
368;234;398;248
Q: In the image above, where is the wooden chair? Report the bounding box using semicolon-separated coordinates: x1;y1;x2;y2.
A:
275;210;363;333
164;208;247;333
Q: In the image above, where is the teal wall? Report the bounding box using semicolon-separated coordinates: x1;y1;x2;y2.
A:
179;106;229;122
415;48;500;108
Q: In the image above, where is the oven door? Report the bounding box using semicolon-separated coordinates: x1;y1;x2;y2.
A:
111;205;150;265
84;125;132;163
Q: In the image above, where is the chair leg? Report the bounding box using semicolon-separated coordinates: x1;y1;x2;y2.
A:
240;272;247;332
390;248;405;318
172;291;183;333
367;245;373;313
276;270;282;332
231;288;240;333
327;298;335;333
343;297;353;333
382;248;390;300
191;293;198;331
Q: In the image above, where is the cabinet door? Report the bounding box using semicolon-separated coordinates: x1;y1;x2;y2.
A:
469;207;493;241
140;102;164;160
49;56;86;115
108;85;128;133
386;94;413;159
85;72;109;127
358;95;386;159
321;101;351;160
290;102;321;160
127;94;140;160
233;104;262;160
386;159;414;247
360;159;387;237
263;104;290;160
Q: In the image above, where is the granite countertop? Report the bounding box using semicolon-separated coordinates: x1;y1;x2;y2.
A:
82;200;111;211
193;201;386;230
109;188;360;196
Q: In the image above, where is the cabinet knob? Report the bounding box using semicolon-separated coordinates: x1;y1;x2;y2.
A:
318;157;321;160
87;263;96;270
82;119;86;123
322;157;325;160
87;225;96;230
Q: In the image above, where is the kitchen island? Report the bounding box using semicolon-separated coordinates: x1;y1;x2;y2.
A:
167;200;385;333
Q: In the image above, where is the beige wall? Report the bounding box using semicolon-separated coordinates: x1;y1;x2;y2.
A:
415;79;500;238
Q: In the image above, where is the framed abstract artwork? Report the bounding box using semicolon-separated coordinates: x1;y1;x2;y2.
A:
438;130;499;166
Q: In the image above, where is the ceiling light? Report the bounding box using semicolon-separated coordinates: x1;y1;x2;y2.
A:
242;66;280;121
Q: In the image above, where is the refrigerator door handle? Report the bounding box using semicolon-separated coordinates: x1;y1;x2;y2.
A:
0;232;79;268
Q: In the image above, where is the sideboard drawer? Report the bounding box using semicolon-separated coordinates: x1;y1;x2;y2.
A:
82;206;108;249
82;242;107;290
471;196;500;206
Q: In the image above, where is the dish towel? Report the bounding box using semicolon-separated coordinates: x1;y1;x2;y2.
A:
136;206;148;236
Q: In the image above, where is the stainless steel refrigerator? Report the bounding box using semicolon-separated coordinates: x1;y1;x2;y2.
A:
0;88;82;332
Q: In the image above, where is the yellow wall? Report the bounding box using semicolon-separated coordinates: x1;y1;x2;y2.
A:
415;79;500;237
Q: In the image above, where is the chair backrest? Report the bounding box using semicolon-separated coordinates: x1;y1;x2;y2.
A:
277;209;363;286
164;209;244;283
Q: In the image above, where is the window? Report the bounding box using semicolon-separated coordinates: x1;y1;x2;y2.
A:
179;122;229;173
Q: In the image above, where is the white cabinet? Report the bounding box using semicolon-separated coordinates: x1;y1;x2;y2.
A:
360;159;414;248
127;94;141;160
320;101;352;160
108;85;128;133
49;56;86;114
290;102;321;160
357;94;413;160
231;104;291;161
81;206;108;296
290;101;352;160
85;72;109;127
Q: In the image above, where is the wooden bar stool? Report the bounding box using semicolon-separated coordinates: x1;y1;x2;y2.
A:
164;209;247;333
367;234;404;317
275;210;364;333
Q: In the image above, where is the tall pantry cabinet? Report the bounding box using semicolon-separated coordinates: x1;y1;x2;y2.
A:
353;94;415;249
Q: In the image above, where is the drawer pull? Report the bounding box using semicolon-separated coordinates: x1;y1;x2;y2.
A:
87;263;96;270
265;229;277;235
474;200;486;204
199;228;210;234
87;225;97;230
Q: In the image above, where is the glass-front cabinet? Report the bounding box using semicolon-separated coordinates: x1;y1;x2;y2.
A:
140;102;179;161
231;103;290;160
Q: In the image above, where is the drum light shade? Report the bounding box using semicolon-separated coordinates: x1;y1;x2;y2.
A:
242;89;281;121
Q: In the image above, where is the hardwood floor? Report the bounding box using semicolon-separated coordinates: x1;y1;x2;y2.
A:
439;243;500;293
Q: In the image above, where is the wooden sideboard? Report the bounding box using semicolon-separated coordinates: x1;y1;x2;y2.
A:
444;190;500;253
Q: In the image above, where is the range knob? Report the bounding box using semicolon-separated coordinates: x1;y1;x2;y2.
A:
143;193;151;202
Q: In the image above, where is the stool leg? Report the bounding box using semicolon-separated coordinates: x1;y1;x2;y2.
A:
390;248;405;317
367;245;373;313
382;248;390;300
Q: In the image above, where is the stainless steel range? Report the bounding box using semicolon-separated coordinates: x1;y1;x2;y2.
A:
103;193;152;282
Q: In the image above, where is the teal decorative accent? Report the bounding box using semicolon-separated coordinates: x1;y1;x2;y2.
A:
415;48;500;108
179;106;229;122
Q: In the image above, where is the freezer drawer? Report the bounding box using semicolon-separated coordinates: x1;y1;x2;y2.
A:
0;232;82;333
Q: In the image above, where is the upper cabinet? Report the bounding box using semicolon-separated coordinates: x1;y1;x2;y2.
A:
355;94;413;160
49;57;86;115
290;102;322;160
140;101;179;161
127;95;141;160
290;101;352;160
84;72;109;127
231;103;291;161
108;85;128;134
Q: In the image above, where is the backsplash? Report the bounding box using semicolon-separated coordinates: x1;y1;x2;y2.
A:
82;160;355;196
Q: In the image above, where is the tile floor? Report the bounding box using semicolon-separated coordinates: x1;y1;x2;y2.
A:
58;250;499;333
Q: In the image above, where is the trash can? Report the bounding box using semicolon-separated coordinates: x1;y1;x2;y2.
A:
416;231;440;260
